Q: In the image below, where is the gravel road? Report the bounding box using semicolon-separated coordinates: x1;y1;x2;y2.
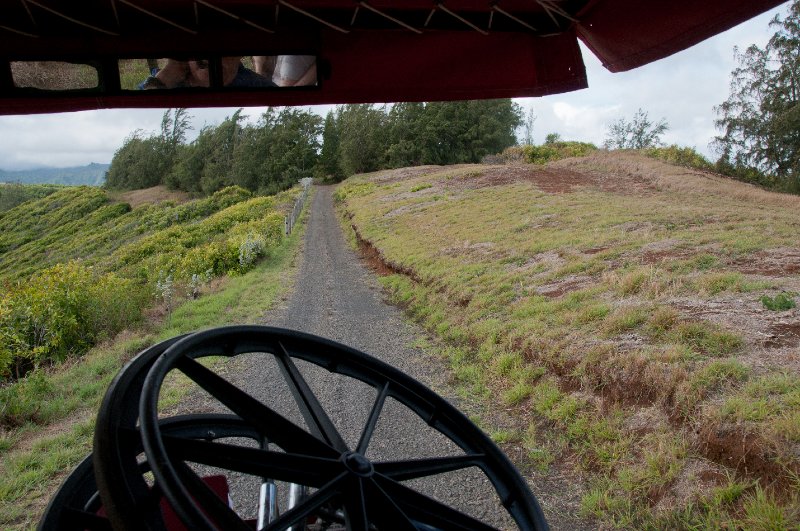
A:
178;185;590;529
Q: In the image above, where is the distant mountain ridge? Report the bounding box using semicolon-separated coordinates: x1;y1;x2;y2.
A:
0;163;109;186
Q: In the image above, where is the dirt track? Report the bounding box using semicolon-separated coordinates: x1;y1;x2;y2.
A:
182;185;593;529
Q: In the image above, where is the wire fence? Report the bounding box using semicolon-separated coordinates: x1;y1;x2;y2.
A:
285;177;312;235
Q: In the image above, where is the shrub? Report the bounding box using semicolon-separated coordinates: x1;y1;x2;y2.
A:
489;142;598;165
714;157;779;190
484;146;529;164
641;145;713;171
761;292;797;311
0;369;53;428
0;262;146;380
112;197;283;280
237;234;266;271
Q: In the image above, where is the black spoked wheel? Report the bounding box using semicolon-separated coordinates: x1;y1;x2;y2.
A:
137;326;547;530
39;415;265;530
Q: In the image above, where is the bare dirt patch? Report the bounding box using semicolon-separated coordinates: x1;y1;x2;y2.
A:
653;458;727;516
383;200;441;218
624;405;670;436
506;251;566;274
110;185;191;208
350;225;421;282
432;158;682;195
672;296;800;373
583;246;608;255
441;164;598;193
638;239;695;264
729;248;800;277
766;321;800;348
552;151;800;209
534;274;593;298
356;236;396;277
696;423;798;490
371;165;459;185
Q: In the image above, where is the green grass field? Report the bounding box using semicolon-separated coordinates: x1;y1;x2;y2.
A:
336;151;800;528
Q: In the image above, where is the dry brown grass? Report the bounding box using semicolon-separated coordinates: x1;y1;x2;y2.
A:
338;153;800;528
10;61;98;90
551;151;800;209
109;185;192;208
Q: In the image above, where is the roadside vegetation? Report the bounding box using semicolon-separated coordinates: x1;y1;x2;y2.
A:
0;184;299;383
0;184;310;529
336;153;800;528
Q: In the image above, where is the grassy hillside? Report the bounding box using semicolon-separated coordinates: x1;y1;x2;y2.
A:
336;152;800;528
0;183;299;381
0;185;290;282
0;184;310;528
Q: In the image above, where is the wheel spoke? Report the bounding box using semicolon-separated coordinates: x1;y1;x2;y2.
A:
373;474;500;531
175;356;337;457
265;472;348;531
173;461;251;531
357;381;389;455
275;341;349;452
343;477;369;531
162;435;343;487
363;477;417;530
373;454;485;481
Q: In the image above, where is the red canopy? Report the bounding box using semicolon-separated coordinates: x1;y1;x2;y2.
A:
0;0;785;114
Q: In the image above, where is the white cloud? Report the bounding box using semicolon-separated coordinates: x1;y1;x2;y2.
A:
544;101;620;145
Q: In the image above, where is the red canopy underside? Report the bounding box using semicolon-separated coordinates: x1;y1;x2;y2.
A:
0;0;785;114
577;0;783;72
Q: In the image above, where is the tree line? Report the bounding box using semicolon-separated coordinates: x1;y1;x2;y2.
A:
106;100;522;194
712;1;800;194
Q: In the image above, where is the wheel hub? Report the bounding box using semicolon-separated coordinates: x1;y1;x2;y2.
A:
342;452;374;477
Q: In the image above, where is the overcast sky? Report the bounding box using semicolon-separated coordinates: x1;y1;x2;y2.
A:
0;4;787;171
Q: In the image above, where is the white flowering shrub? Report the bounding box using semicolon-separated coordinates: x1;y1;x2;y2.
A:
238;234;266;271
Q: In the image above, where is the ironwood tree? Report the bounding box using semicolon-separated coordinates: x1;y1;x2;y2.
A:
713;1;800;192
603;108;669;150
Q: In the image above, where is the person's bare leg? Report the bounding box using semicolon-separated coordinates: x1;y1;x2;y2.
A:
252;56;276;78
272;56;316;86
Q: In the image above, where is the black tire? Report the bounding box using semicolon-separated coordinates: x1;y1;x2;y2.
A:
135;326;548;530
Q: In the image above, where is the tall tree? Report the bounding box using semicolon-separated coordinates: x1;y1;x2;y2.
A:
198;110;243;194
713;2;800;191
518;107;537;146
165;127;214;193
385;102;426;168
420;100;522;164
233;107;322;194
158;108;193;184
160;108;193;149
318;111;343;181
337;104;387;175
106;109;192;190
604;108;668;150
105;131;168;190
